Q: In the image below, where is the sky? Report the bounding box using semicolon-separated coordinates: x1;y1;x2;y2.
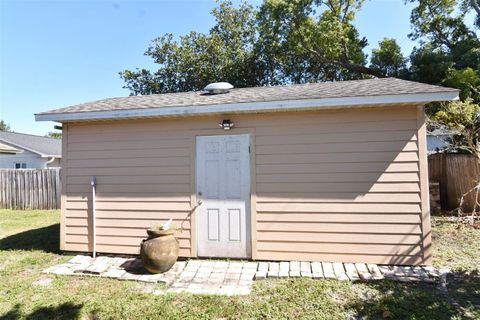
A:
0;0;418;136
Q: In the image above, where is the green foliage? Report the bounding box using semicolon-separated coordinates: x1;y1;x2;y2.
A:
46;132;62;139
432;217;480;271
121;1;259;95
121;0;380;95
408;45;453;85
443;67;480;102
407;0;474;48
432;99;480;155
370;38;407;77
405;0;480;154
256;0;371;82
0;120;11;132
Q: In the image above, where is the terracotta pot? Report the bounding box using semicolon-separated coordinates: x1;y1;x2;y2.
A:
140;229;179;274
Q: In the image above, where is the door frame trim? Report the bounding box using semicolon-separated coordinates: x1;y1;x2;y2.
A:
190;128;256;259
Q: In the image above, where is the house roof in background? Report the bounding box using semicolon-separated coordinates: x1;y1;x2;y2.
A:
428;128;457;136
36;78;459;122
0;132;61;157
0;142;21;154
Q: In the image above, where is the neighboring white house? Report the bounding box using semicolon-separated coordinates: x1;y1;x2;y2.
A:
427;128;454;154
0;132;61;168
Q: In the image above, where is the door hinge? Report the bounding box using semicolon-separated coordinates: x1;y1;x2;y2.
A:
248;146;251;153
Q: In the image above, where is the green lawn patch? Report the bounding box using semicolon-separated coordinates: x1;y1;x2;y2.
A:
432;217;480;272
1;210;479;319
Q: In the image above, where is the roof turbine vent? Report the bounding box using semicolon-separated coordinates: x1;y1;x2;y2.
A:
203;82;234;94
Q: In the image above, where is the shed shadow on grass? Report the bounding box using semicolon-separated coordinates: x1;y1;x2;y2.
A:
347;274;480;319
0;223;60;253
0;303;83;320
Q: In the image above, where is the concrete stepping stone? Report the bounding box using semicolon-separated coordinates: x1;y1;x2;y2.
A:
355;263;373;280
400;266;415;277
333;262;349;281
241;270;256;281
209;272;225;279
47;264;75;275
300;262;312;278
366;264;384;280
268;262;279;278
279;261;289;277
102;268;126;279
255;270;267;280
391;266;405;277
85;256;111;274
422;266;440;278
289;261;300;271
243;262;258;270
200;260;215;267
412;266;428;278
229;262;244;270
44;257;442;294
257;262;268;272
175;261;187;272
69;255;93;265
121;272;142;281
225;272;241;280
378;265;395;279
138;274;160;283
289;261;301;278
311;262;324;279
322;262;336;279
343;263;360;281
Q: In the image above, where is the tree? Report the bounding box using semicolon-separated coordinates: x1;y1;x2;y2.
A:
408;45;453;86
407;0;479;84
120;0;382;95
406;0;480;133
254;0;376;83
407;0;480;218
432;99;480;157
121;1;259;95
46;132;62;139
370;38;407;77
0;120;10;132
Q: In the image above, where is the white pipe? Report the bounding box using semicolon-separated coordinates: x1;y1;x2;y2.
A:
45;156;56;167
90;177;97;258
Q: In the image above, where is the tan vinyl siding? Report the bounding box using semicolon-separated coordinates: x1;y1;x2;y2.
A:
62;105;430;265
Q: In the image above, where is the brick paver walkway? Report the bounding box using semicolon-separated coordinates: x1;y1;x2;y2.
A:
43;255;446;295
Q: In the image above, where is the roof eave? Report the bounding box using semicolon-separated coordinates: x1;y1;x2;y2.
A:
40;155;62;158
35;91;460;123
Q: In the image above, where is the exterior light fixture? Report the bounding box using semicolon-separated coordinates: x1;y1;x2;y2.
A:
219;119;234;130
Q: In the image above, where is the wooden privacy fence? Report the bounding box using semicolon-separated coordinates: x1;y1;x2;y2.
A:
428;154;480;212
0;169;61;210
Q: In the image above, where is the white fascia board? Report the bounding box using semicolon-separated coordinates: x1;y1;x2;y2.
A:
35;91;459;122
40;155;62;159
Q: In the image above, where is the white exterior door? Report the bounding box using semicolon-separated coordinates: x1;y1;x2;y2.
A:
196;134;251;258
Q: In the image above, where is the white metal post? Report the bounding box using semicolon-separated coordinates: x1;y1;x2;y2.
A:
90;177;97;258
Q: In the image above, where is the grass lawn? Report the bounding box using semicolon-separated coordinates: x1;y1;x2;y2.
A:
0;210;479;319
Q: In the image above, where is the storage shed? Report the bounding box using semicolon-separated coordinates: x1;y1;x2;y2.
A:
36;78;459;265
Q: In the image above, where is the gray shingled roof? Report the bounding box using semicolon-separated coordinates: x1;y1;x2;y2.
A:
37;78;458;117
0;132;61;157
